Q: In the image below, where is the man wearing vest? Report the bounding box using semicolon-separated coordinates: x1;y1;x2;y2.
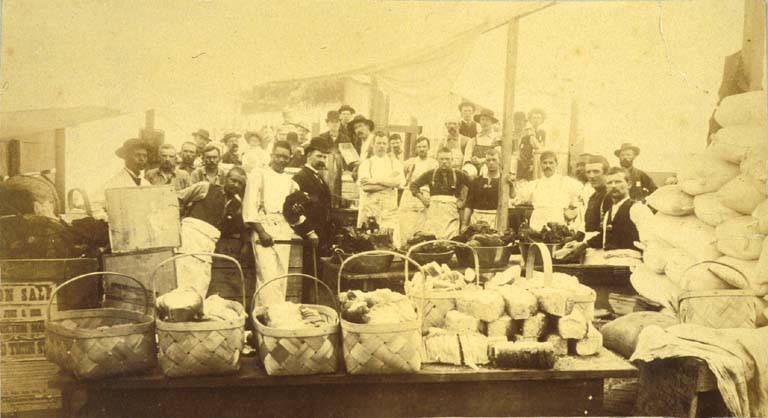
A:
410;147;471;240
582;155;611;247
600;167;654;250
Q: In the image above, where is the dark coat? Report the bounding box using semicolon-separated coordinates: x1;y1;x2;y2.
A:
292;166;332;255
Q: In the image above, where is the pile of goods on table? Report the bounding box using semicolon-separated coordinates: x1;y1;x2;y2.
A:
632;90;768;327
451;222;516;248
413;263;600;370
257;302;333;329
156;288;245;323
408;262;478;293
331;217;394;254
339;288;418;325
518;222;586;264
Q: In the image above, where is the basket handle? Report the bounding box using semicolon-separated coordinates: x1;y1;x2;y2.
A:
253;273;339;313
677;260;757;306
523;243;554;287
337;250;427;323
404;239;480;285
46;272;150;319
149;252;246;309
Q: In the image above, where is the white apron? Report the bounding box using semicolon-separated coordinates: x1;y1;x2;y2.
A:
176;217;221;298
471;209;497;227
251;213;295;306
357;189;398;230
425;195;460;240
398;188;429;244
529;176;570;230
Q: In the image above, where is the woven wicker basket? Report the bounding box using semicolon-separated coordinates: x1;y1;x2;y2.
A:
45;272;157;380
338;250;425;374
151;253;247;377
523;242;596;320
678;261;762;329
252;273;341;376
405;240;480;331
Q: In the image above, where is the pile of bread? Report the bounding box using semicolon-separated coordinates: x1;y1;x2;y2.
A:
634;90;768;325
156;288;245;323
340;289;418;325
422;267;600;369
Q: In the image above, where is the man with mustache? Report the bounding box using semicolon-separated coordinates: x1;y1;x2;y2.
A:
399;136;438;243
220;132;243;166
356;132;405;238
104;138;152;190
178;141;199;174
176;166;247;297
349;114;376;161
289;138;333;256
145;143;191;191
458;101;478;140
513;151;582;230
242;140;301;304
410;147;471;239
600;166;653;250
582;155;611;247
614;143;657;202
435;116;468;170
463;148;514;228
318;110;352;208
190;145;227;186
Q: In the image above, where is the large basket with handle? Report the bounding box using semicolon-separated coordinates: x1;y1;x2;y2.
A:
522;242;596;321
151;253;247;377
45;272;157;380
338;250;426;374
252;273;341;376
405;240;479;331
678;261;763;329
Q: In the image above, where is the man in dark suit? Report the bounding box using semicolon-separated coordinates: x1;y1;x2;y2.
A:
286;137;333;256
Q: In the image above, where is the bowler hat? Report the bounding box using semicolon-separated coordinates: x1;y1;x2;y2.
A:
338;104;356;114
458;100;476;111
326;110;340;122
349;114;375;131
304;137;331;155
614;143;640;157
473;109;498;124
191;129;211;141
115;138;152;159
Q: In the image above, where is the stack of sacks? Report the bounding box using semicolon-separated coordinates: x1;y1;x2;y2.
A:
632;90;768;315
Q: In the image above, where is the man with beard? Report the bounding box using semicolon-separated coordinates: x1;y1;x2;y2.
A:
220;132;243;165
614;143;656;201
176;166;247;297
178;141;198;174
410;147;471;239
599;167;653;250
289;138;333;255
356;132;405;235
349;114;376;160
190;145;227;186
242;140;300;304
104;138;152;190
513;151;581;230
399;136;438;244
582;155;611;247
145;143;191;191
463;109;501;178
458;101;478;139
435;116;467;169
463;148;513;228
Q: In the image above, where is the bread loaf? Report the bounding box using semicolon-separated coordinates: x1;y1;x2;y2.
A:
557;310;588;339
444;310;482;334
532;287;574;317
572;323;603;356
520;312;547;339
485;315;515;339
459;333;490;367
491;341;556;369
456;290;506;322
497;285;538;319
422;328;462;365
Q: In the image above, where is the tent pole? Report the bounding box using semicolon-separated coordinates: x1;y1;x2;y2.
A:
496;17;520;232
54;128;66;211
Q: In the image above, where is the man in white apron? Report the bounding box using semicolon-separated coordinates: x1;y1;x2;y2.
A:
513;151;581;230
242;140;300;305
410;147;471;239
357;133;405;238
399;136;438;244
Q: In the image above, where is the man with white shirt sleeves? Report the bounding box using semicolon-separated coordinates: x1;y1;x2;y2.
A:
600;167;654;250
356;132;406;233
463;109;501;178
513;151;582;230
399;136;438;244
104;138;152;191
242;140;300;304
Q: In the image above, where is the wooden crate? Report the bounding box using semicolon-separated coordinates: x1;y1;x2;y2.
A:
102;248;176;313
105;185;181;253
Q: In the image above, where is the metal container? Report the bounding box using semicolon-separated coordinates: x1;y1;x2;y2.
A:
333;248;394;274
455;244;515;269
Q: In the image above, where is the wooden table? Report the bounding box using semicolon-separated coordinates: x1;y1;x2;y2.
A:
51;348;636;418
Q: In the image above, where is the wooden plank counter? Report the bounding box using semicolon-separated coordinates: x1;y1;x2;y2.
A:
51;348;636;417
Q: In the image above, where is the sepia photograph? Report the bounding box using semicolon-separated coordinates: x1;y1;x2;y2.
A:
0;0;766;416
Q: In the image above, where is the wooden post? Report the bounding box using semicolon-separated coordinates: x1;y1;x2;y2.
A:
497;18;520;232
54;128;66;211
8;139;20;176
743;0;766;90
567;97;581;175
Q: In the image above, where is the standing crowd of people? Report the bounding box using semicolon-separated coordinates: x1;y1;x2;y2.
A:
102;100;659;303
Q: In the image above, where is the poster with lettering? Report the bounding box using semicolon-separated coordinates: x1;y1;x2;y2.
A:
0;282;56;360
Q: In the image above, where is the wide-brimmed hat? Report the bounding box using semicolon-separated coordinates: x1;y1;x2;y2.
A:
326;110;340;122
473;109;498;124
304;136;331;155
291;122;310;132
191;129;211;141
458;100;476;111
338;104;356;114
115;138;152;159
614;142;640;157
243;131;262;142
220;132;241;143
349;114;375;131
